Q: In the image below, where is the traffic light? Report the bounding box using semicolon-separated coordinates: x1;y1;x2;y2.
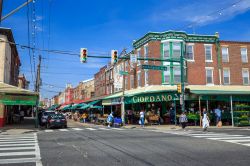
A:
80;48;87;63
111;50;118;64
177;83;182;93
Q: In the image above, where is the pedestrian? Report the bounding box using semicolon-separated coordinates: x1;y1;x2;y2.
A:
20;110;25;122
214;105;222;127
202;108;210;132
139;109;145;127
179;112;188;130
107;112;114;128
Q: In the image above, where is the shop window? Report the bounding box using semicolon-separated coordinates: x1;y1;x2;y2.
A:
206;68;214;84
174;66;181;83
173;42;181;59
163;42;170;59
241;48;248;63
222;47;229;62
223;68;230;85
145;70;149;86
205;45;212;62
185;44;194;61
242;68;249;85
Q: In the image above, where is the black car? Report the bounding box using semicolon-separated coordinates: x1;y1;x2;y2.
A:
46;114;67;129
40;111;56;126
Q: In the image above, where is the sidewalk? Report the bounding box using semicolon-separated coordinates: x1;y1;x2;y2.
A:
0;117;39;135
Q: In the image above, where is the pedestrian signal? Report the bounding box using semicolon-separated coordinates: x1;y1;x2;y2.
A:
80;48;87;63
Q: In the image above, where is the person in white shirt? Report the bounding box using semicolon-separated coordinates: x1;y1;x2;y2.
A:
139;110;145;127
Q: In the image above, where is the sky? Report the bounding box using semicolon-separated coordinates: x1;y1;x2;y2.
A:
1;0;250;99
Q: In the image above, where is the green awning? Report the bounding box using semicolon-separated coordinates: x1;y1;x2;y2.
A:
80;100;101;110
61;104;72;111
71;103;87;109
48;104;60;110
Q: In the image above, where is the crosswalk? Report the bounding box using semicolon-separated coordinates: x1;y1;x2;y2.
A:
152;130;250;147
0;133;42;165
42;127;125;133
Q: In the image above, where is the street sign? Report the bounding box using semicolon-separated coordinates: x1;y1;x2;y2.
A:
119;71;129;75
130;54;137;63
142;65;168;71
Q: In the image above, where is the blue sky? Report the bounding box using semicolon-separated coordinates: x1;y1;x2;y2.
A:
1;0;250;99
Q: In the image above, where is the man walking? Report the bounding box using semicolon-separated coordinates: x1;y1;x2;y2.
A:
214;106;222;127
179;112;188;130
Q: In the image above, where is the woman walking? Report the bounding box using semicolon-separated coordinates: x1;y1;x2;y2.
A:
179;112;188;130
202;108;210;132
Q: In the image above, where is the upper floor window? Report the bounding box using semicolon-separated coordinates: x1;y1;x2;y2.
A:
173;42;181;59
137;71;141;87
130;75;134;89
222;47;229;62
144;45;148;64
185;44;194;60
206;68;214;84
137;49;141;66
163;42;170;59
242;68;249;85
173;66;181;83
125;77;128;90
163;67;170;84
241;47;248;63
223;68;230;85
145;70;149;86
205;45;212;62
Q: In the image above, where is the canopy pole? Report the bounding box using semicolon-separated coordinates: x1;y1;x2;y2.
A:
199;95;201;127
230;95;234;127
206;100;209;113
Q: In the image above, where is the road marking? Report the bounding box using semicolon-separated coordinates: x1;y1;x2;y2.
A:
242;143;250;146
112;128;124;130
208;136;250;140
99;128;109;130
224;139;250;143
192;135;243;138
0;151;36;157
59;129;69;131
0;141;37;144
0;158;41;164
72;128;83;131
0;143;35;147
0;138;35;141
44;129;53;132
86;128;97;131
0;147;36;151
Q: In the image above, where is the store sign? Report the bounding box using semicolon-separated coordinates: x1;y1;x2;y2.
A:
0;94;38;105
125;93;179;104
111;97;121;105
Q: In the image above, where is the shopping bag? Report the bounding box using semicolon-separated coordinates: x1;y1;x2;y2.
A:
217;121;222;127
139;119;141;125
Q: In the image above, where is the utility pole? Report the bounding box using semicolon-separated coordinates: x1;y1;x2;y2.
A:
35;55;41;128
180;42;185;113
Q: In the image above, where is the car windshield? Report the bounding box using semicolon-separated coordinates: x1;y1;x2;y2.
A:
50;114;65;119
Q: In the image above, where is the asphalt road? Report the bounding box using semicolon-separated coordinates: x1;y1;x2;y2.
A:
36;126;250;166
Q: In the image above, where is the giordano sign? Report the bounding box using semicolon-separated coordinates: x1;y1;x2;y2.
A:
125;93;179;104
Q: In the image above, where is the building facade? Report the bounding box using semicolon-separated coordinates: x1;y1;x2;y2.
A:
73;78;95;103
18;74;30;89
94;66;107;97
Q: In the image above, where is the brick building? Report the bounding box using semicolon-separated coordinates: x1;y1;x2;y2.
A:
73;78;95;103
94;66;107;97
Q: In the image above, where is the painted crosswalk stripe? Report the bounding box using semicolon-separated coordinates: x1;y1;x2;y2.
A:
45;129;53;132
192;135;243;138
112;128;124;130
59;129;69;131
0;138;35;141
0;158;40;164
0;141;37;144
86;128;96;131
208;136;250;140
224;139;250;143
72;128;83;131
0;147;36;151
242;143;250;146
0;143;35;147
99;128;109;130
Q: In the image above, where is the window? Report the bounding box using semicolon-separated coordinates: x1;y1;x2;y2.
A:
223;68;230;85
163;67;170;84
125;77;128;90
130;75;134;89
242;69;249;85
205;45;212;62
137;49;141;66
137;71;141;87
173;42;181;59
163;42;170;59
241;48;248;63
222;47;229;62
206;68;214;84
144;45;148;63
173;66;181;83
145;70;149;86
185;44;194;60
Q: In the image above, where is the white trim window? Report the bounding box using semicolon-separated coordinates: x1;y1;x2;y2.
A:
172;42;181;59
185;44;194;61
205;44;213;62
174;66;181;83
222;47;229;62
130;75;134;89
145;70;149;86
241;47;248;63
137;49;141;66
206;67;214;84
163;42;170;59
242;68;249;85
144;44;148;64
163;67;170;84
223;68;230;85
137;71;141;87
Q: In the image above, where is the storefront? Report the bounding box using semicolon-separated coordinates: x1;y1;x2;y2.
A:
0;82;38;127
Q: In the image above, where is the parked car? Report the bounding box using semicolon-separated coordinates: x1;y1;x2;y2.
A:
46;114;67;129
41;111;56;126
